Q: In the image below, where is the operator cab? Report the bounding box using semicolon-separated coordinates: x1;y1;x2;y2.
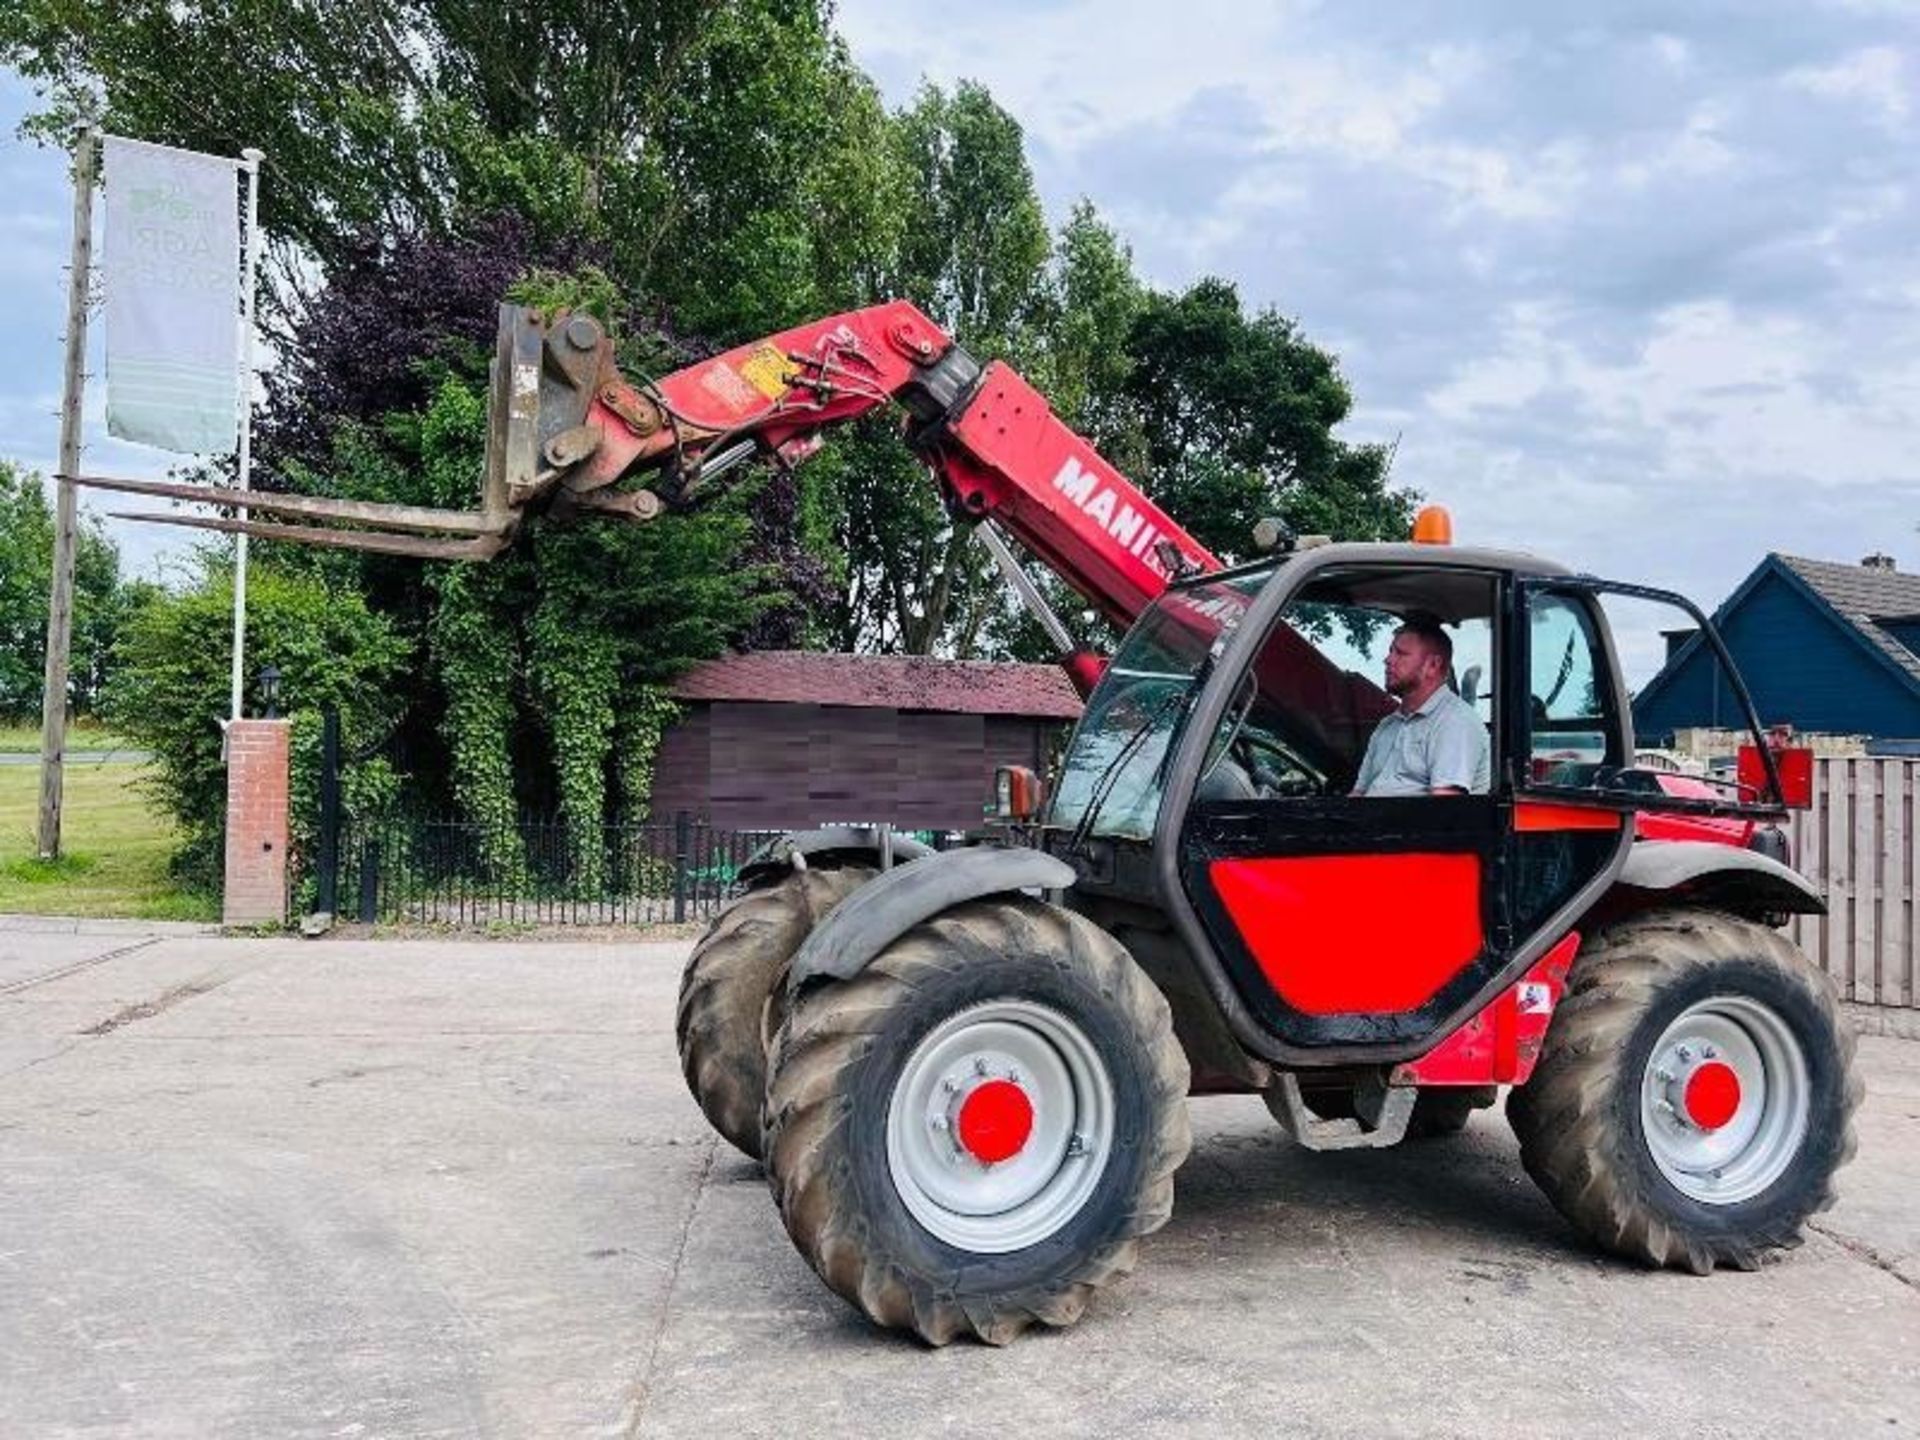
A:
1043;541;1803;1063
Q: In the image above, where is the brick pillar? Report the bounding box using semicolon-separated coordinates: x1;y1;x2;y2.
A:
224;719;291;927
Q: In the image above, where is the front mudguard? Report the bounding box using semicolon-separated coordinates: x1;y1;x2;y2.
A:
786;847;1076;989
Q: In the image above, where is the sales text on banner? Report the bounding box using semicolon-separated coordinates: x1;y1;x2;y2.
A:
103;135;240;454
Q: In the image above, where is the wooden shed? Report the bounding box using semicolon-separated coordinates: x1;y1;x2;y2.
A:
650;651;1084;831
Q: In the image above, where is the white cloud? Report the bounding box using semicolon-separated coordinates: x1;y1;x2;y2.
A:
834;0;1465;164
1787;45;1913;127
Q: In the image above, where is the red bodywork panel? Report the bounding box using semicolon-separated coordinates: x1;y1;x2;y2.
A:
1514;802;1621;833
1638;773;1756;846
1396;933;1581;1086
1209;853;1484;1015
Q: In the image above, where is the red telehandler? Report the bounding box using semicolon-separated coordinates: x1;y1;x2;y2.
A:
79;299;1859;1346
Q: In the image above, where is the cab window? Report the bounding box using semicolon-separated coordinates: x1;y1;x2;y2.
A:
1526;591;1624;782
1201;567;1498;801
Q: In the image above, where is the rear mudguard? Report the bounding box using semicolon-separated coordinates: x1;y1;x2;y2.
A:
1616;839;1825;916
736;826;935;888
787;847;1076;989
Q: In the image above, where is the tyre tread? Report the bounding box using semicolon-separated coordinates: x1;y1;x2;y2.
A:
1510;907;1860;1274
675;864;872;1160
764;898;1190;1345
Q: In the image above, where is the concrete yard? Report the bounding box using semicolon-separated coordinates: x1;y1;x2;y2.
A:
1;920;1915;1439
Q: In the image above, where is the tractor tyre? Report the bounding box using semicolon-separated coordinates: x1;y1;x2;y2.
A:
762;896;1191;1345
1508;908;1860;1274
675;863;874;1161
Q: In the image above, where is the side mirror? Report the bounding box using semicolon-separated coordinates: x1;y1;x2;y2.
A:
992;765;1046;821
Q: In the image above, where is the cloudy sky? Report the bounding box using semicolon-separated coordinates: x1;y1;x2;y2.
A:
835;1;1920;625
5;3;1918;657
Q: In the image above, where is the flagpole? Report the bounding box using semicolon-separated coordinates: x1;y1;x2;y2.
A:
229;147;264;724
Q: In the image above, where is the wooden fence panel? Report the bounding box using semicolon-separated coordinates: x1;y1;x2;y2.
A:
1790;756;1918;1010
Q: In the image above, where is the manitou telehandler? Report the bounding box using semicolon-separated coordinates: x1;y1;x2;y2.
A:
80;298;1859;1347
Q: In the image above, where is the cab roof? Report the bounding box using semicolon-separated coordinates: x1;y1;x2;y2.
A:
1172;543;1578;627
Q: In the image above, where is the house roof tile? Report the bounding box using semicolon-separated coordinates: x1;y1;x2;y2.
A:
671;651;1085;720
1777;555;1920;687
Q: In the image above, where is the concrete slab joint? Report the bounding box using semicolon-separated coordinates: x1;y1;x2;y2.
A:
223;719;291;928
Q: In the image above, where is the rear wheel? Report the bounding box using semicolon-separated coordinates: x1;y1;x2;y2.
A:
1509;908;1860;1273
762;897;1190;1345
674;863;873;1160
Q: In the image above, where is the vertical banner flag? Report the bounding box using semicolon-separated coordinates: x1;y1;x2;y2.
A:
103;136;240;454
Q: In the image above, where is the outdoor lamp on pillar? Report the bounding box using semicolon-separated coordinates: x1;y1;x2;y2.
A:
257;664;282;719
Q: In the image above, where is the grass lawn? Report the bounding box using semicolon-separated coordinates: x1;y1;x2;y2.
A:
0;721;137;754
0;762;217;922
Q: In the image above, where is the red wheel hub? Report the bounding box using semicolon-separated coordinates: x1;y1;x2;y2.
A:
955;1079;1034;1164
1682;1060;1742;1131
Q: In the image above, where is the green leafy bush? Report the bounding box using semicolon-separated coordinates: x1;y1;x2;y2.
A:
104;566;410;892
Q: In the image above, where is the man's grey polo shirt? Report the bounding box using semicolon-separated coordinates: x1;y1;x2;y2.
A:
1353;686;1491;796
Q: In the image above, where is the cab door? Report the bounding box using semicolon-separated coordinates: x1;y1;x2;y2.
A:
1503;577;1798;931
1170;562;1516;1055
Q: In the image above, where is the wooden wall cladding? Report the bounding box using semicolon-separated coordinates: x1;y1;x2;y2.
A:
650;702;1060;831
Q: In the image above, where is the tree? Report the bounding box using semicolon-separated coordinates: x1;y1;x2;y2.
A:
1;1;898;345
2;0;443;334
0;460;134;718
1123;278;1414;562
1039;202;1148;468
893;81;1050;360
272;255;778;858
829;81;1054;656
977;202;1152;662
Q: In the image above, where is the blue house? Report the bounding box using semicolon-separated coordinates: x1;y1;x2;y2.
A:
1634;553;1920;746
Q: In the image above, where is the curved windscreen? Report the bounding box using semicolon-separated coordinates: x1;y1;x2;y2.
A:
1048;565;1277;840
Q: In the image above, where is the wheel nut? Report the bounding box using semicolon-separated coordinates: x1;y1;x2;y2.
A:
930;1116;949;1132
1006;1068;1021;1084
973;1057;990;1077
1677;1045;1694;1063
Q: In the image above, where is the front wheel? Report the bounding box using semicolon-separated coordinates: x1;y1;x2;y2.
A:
762;897;1191;1345
1508;909;1861;1273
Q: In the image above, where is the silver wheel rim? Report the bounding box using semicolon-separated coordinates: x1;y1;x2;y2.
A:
885;999;1116;1254
1639;995;1810;1204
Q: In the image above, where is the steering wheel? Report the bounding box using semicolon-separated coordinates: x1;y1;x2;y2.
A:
1230;734;1320;798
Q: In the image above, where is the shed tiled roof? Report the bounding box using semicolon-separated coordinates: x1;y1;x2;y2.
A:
671;651;1084;720
1777;555;1920;687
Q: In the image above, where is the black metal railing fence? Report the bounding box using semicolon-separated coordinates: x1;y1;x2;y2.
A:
312;810;782;926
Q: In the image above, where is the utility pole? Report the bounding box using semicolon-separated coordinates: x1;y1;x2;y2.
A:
37;127;100;860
